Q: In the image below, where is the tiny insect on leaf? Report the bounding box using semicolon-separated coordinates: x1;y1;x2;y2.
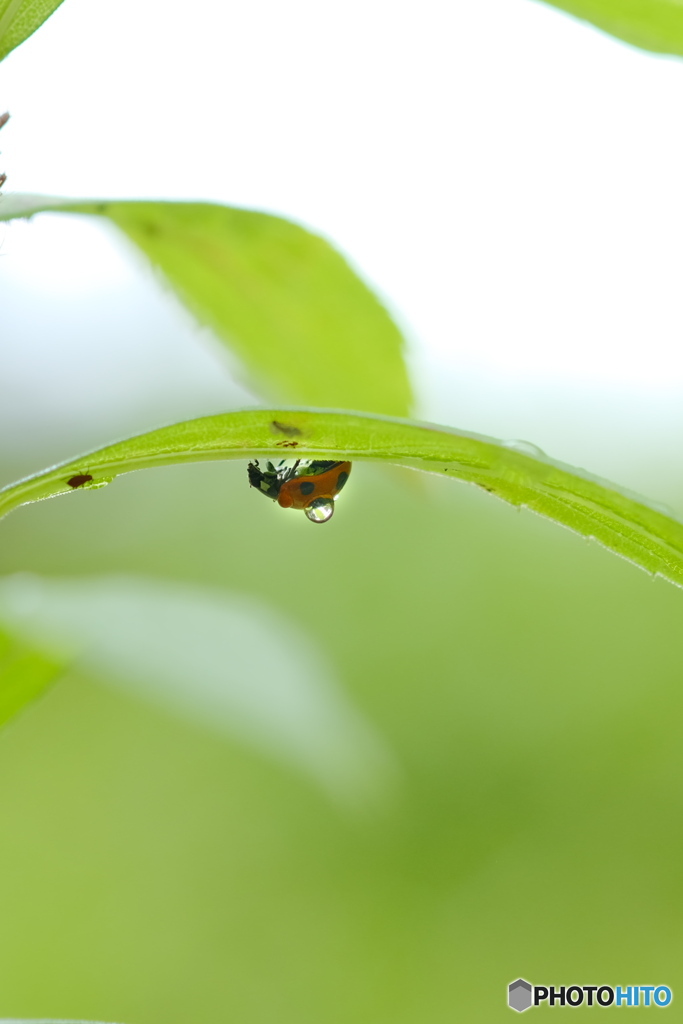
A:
67;473;94;489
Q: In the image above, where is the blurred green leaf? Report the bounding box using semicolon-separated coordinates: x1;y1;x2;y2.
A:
537;0;683;56
0;194;412;416
0;618;63;730
1;407;683;587
0;573;394;803
0;0;65;62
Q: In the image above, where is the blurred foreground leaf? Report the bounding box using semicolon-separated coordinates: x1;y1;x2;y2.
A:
2;407;683;587
0;194;412;416
538;0;683;56
0;619;63;729
0;0;65;61
0;574;394;802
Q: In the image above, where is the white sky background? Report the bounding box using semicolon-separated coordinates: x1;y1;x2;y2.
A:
2;0;683;502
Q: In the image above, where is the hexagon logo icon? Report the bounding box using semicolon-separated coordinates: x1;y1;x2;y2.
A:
508;978;533;1012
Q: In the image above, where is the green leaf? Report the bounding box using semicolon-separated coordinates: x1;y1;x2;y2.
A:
2;407;683;587
0;619;63;730
0;573;394;804
537;0;683;57
0;0;65;62
0;194;412;417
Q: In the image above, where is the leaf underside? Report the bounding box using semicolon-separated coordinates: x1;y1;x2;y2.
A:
1;407;682;588
0;194;412;417
538;0;683;57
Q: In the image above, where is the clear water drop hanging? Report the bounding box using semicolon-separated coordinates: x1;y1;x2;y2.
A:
304;498;335;523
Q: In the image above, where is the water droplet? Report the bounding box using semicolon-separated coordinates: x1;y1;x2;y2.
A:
646;499;677;519
305;498;335;523
501;439;546;458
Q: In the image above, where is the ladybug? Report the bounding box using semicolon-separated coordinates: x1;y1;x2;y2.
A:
248;459;351;523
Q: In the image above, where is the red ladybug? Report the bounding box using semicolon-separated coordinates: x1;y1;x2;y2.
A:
248;460;351;523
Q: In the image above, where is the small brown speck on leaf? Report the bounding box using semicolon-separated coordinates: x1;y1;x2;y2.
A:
67;474;94;488
271;420;302;437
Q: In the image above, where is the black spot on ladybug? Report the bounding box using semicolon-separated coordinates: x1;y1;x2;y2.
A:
299;481;315;495
336;471;349;492
67;474;93;489
271;420;302;437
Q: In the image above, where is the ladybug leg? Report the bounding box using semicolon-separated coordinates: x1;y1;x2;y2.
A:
283;459;301;483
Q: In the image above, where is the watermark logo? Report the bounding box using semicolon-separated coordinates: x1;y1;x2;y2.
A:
509;980;533;1013
507;979;673;1012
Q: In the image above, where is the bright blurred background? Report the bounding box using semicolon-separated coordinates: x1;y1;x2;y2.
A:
1;0;683;1019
